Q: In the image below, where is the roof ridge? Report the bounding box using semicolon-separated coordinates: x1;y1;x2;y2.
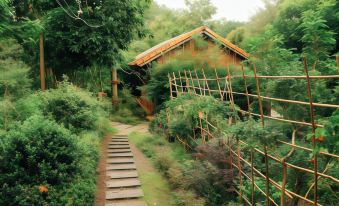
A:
129;26;249;66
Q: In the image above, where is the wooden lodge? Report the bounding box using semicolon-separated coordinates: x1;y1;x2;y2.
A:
128;26;250;117
129;26;250;68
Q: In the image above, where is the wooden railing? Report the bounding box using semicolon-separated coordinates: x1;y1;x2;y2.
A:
167;63;339;206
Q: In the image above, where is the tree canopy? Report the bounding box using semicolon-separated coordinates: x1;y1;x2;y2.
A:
5;0;151;73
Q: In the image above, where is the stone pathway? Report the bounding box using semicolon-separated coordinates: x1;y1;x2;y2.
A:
105;122;148;206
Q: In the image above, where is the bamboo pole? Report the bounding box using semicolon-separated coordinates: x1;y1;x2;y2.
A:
241;64;251;112
303;57;318;206
168;74;173;99
252;63;265;127
237;143;243;203
171;74;339;80
39;33;46;91
250;150;255;205
184;70;191;93
172;72;180;96
194;70;203;95
214;69;223;100
252;63;270;206
178;71;184;93
201;69;211;96
227;65;237;122
188;70;197;95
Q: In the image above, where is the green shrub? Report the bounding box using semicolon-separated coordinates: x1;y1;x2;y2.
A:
153;148;176;176
0;39;32;100
171;189;205;206
0;115;79;205
41;81;102;132
151;94;236;148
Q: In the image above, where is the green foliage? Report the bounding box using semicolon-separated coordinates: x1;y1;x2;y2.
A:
226;118;283;147
0;76;112;205
0;115;79;205
41;80;104;132
123;0;219;63
312;109;339;155
151;94;235;147
227;27;245;45
110;88;145;124
0;38;32;99
171;190;206;206
8;0;151;73
71;64;111;93
300;8;336;70
183;143;237;205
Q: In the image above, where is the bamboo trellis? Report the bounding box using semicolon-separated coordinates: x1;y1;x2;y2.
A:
167;63;339;206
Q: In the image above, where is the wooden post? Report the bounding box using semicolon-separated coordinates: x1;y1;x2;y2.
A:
188;70;197;95
214;69;223;100
227;66;237;122
112;68;118;105
172;72;180;96
184;70;191;93
237;143;243;203
250;150;255;205
336;56;339;72
201;69;211;96
168;74;173;99
303;57;318;206
281;159;287;206
241;64;251;112
39;33;46;91
194;70;203;95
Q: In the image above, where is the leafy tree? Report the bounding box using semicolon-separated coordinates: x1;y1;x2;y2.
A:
9;0;151;74
273;0;316;52
207;19;244;38
183;0;216;28
299;6;336;70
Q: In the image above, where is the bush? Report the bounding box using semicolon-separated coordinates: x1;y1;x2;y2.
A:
0;115;79;205
150;94;236;148
41;81;104;132
183;157;236;205
171;189;205;206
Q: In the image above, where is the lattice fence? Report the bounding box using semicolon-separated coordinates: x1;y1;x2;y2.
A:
167;61;339;206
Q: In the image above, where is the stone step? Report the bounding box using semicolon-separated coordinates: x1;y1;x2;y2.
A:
106;164;136;170
109;142;129;145
105;188;144;200
110;137;128;139
107;149;131;153
106;200;147;206
108;145;130;149
107;158;134;164
110;139;129;142
107;170;138;179
108;153;133;157
106;178;141;188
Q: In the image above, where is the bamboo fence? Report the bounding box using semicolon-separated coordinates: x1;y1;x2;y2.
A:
167;62;339;206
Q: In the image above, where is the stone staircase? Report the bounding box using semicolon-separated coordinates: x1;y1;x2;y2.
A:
105;123;147;206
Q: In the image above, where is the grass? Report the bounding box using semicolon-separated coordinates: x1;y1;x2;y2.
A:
129;132;172;205
138;170;172;206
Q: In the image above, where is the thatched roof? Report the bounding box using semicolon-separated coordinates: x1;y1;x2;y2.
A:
129;26;250;67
